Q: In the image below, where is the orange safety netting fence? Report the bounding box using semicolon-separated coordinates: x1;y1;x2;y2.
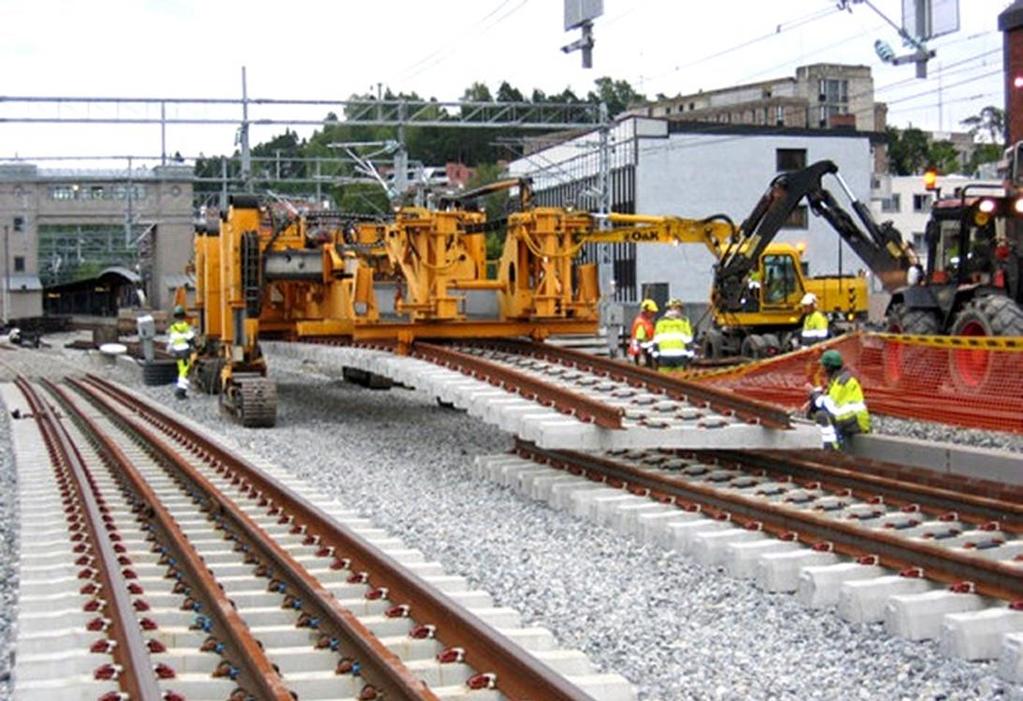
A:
691;332;1023;435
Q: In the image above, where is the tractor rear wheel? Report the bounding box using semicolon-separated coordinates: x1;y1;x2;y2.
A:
949;295;1023;392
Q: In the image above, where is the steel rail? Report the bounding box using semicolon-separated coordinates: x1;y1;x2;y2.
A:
413;342;625;429
517;441;1023;602
42;379;296;701
82;373;597;701
66;378;437;701
456;338;793;429
709;450;1023;527
14;377;164;701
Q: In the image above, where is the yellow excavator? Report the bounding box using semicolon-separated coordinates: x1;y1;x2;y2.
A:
585;160;916;358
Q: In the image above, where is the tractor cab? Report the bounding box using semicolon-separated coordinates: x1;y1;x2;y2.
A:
924;189;1016;296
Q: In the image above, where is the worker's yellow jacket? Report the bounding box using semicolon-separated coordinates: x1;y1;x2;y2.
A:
168;321;195;354
820;370;871;434
653;316;694;359
801;310;829;342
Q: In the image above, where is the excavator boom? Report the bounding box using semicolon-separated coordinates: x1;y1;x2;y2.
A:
715;160;915;309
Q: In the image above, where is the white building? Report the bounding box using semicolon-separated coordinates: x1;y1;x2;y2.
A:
510;117;878;311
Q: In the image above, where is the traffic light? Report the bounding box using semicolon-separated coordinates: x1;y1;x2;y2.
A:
923;167;938;191
874;40;896;64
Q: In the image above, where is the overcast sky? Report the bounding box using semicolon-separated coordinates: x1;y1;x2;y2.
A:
0;0;1010;165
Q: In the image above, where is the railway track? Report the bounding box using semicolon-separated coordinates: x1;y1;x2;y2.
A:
475;441;1023;682
6;371;635;700
263;339;818;450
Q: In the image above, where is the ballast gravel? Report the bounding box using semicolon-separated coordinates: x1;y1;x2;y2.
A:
0;339;1018;700
0;397;16;701
873;414;1023;454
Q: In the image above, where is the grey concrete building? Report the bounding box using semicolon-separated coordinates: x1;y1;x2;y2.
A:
0;163;193;320
636;63;881;132
509;116;877;311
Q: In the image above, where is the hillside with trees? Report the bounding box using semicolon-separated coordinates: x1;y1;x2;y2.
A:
194;77;645;213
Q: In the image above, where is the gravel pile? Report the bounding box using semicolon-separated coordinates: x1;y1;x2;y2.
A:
1;340;1018;699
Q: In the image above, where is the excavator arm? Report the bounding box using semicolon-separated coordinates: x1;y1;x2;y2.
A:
579;212;737;252
714;160;916;309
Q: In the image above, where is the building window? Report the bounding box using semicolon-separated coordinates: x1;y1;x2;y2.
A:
818;78;849;104
881;194;901;213
775;105;785;125
51;185;75;200
776;148;807;172
688;102;695;110
13;256;24;273
818;104;847;127
783;204;809;229
13;216;24;232
113;185;146;200
912;232;925;250
913;193;933;213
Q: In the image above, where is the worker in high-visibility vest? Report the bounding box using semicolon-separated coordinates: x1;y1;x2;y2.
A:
651;298;694;372
628;299;658;367
167;305;196;399
807;349;871;450
799;292;829;346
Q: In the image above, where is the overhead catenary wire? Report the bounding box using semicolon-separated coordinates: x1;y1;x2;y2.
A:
641;5;841;86
399;0;532;82
390;0;516;80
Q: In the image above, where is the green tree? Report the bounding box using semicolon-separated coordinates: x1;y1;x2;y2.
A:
886;126;930;175
587;77;646;117
496;81;525;103
966;143;1003;175
927;140;961;176
465;162;510;259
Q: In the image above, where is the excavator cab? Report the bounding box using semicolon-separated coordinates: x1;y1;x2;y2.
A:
760;251;804;307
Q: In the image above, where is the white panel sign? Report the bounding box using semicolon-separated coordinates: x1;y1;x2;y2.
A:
930;0;960;39
902;0;959;40
564;0;603;30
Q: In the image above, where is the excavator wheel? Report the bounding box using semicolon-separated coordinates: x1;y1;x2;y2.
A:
882;304;940;390
739;334;769;360
759;333;782;356
948;296;1023;393
700;329;724;360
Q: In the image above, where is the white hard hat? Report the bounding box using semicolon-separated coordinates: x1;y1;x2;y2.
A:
800;293;817;306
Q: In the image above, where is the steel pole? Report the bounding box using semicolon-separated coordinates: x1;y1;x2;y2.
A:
2;225;9;325
241;67;252;192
